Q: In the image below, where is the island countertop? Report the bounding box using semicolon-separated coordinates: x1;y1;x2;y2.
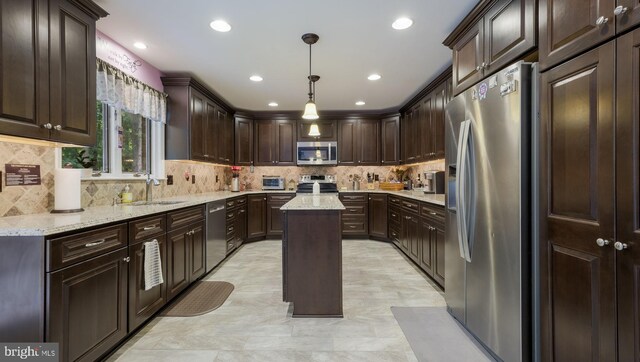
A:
280;194;346;211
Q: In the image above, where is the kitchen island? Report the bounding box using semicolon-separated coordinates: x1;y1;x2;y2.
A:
281;194;345;317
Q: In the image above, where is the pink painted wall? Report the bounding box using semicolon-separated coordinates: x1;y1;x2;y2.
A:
96;30;164;91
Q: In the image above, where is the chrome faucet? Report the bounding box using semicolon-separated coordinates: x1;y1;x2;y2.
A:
146;174;160;202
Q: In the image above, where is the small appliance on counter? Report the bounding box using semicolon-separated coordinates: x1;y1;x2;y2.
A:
262;176;285;190
52;168;83;213
424;171;444;194
297;174;337;193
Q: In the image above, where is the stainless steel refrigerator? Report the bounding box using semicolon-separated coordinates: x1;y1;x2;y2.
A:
445;61;534;362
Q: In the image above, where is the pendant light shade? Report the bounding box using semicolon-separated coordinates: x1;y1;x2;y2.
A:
303;101;319;121
308;122;321;136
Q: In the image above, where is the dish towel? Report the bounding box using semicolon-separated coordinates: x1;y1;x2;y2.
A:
144;239;164;290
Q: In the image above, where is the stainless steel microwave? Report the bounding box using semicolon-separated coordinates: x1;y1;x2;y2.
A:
296;141;337;165
262;176;285;190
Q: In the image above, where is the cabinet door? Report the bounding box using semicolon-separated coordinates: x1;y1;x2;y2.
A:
255;119;275;165
421;96;434;160
358;119;380;165
617;0;640;33
338;119;357;165
47;248;127;362
433;82;447;160
0;0;50;140
204;100;218;161
275;119;296;165
368;194;388;238
298;119;336;141
48;0;97;146
166;227;190;300
433;223;445;287
189;221;206;281
235;116;253;166
189;90;206;161
380;116;400;165
483;0;536;73
235;206;247;246
224;112;235;164
616;29;640;362
402;108;417;163
218;109;233;164
419;219;434;276
405;213;420;262
247;194;267;239
452;21;484;95
128;236;167;331
267;202;286;237
539;41;616;361
539;0;616;70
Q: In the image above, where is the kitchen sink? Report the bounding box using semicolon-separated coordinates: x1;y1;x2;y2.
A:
130;200;186;206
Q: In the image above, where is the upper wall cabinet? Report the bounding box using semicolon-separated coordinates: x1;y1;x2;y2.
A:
445;0;536;95
0;0;107;145
337;119;380;166
234;116;253;166
539;0;640;70
254;119;296;166
162;77;234;165
380;115;400;165
298;119;337;142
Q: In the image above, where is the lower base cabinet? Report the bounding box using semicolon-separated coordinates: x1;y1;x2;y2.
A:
167;227;191;300
128;235;167;331
267;194;295;237
47;248;128;362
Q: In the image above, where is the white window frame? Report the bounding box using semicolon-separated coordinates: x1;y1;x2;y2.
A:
56;103;165;181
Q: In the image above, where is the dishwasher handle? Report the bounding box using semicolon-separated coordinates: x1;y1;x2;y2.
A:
209;206;225;213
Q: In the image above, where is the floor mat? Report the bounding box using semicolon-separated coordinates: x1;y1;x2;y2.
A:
391;306;496;362
161;281;234;317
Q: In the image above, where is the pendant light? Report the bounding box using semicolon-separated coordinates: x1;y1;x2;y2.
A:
302;33;321;137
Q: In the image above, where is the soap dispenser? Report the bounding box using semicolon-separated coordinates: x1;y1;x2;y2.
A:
312;181;320;194
121;184;133;203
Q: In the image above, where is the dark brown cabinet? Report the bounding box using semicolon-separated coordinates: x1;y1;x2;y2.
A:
401;211;419;259
225;196;247;252
448;0;536;95
166;206;206;300
298;119;337;141
402;106;419;164
255;119;296;166
166;227;191;300
0;0;106;145
266;194;295;237
419;219;434;275
163;77;234;165
539;41;617;361
418;204;446;287
340;193;369;237
337;119;380;165
247;194;267;240
47;248;128;362
188;221;206;281
380;115;400;165
368;194;388;239
128;235;167;331
235;116;254;166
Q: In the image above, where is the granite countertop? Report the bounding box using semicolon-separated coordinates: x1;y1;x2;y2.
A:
0;189;443;237
280;194;345;211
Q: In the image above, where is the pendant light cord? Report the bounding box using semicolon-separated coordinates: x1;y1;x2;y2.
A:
308;43;313;101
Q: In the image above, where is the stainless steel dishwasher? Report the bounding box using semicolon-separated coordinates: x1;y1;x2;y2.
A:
206;200;226;273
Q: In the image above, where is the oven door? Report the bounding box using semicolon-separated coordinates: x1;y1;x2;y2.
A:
296;142;337;165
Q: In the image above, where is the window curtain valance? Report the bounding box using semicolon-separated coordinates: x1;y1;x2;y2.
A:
96;58;167;123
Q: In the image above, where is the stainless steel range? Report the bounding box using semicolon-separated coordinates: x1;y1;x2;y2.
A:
296;174;338;193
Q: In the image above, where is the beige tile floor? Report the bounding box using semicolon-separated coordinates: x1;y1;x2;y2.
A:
109;239;446;362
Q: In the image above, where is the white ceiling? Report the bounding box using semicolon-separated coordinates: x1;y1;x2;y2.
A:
95;0;478;112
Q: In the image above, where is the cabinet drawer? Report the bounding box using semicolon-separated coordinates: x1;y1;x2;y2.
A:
420;204;445;222
237;206;247;217
389;208;401;223
129;215;166;244
167;205;205;230
268;194;295;202
402;199;419;213
339;194;367;202
389;227;400;243
226;224;236;240
226;209;236;221
388;196;402;206
47;223;128;272
226;199;236;209
235;197;247;206
227;240;235;253
343;205;366;215
342;219;367;234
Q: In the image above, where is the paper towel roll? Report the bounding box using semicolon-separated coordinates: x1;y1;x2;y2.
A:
53;168;83;212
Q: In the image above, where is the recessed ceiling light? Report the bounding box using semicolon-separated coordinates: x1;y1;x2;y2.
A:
133;42;147;49
268;102;278;107
355;101;366;106
249;75;263;82
210;20;231;32
368;74;382;81
392;17;413;30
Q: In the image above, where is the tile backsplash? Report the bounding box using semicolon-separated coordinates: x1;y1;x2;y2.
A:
0;138;444;217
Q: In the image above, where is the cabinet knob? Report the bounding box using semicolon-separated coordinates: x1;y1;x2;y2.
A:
614;241;628;251
614;6;628;16
123;257;130;263
204;154;209;158
275;161;279;164
263;198;267;200
54;125;62;131
596;238;610;247
42;123;53;130
596;16;609;25
476;66;481;71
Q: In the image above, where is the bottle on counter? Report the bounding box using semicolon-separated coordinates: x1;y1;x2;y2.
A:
121;184;133;203
374;174;380;189
313;181;320;194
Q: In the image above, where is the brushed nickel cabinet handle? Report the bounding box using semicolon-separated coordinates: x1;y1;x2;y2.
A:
614;6;628;16
143;225;157;231
54;125;62;131
596;238;610;247
85;240;106;247
596;16;609;25
123;257;130;263
43;123;53;129
614;241;628;251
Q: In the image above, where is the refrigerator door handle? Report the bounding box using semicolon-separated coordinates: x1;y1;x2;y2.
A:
455;120;471;260
462;124;474;263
